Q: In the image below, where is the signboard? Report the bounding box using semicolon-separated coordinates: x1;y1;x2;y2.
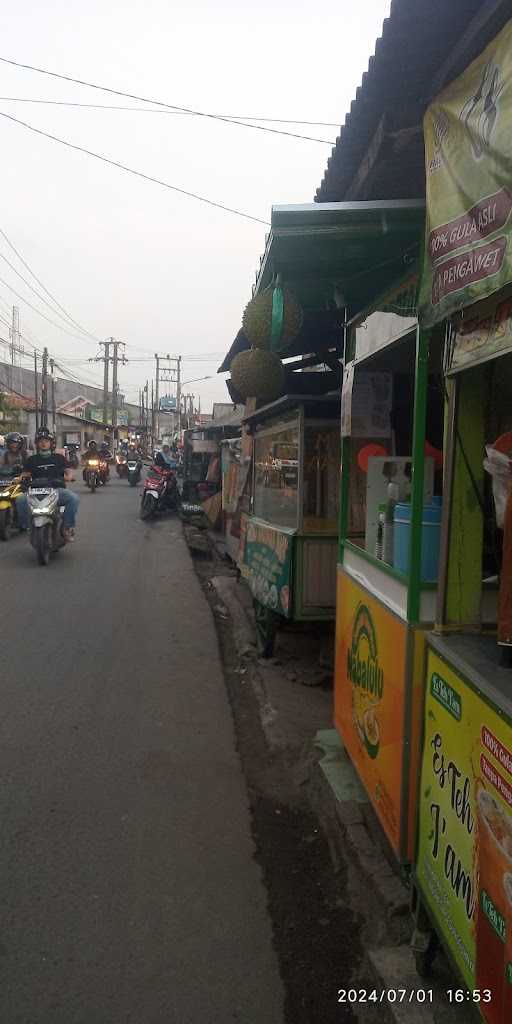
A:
242;518;294;618
450;293;512;373
191;440;218;454
416;647;512;1020
341;368;392;439
419;20;512;327
334;571;408;854
89;406;129;427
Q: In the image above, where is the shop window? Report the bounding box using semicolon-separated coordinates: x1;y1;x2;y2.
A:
303;424;340;532
253;425;299;529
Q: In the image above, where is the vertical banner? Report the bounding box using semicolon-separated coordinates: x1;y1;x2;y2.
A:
334;571;408;855
416;648;512;1022
419;20;512;327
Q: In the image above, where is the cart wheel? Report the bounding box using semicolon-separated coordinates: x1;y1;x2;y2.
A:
413;930;438;979
253;600;279;658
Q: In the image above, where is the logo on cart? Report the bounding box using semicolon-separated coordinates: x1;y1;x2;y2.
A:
347;603;383;759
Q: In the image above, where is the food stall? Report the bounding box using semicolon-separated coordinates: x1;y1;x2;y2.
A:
410;22;512;1019
241;394;340;655
335;270;444;863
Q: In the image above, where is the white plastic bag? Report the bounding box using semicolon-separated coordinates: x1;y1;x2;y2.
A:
484;446;512;528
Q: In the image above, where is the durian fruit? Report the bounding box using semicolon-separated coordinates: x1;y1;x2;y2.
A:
230;348;285;402
242;286;303;350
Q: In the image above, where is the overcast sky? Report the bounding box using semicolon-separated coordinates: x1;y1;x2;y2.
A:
0;0;390;411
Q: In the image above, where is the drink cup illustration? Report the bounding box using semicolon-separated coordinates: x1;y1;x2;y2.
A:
476;788;512;1022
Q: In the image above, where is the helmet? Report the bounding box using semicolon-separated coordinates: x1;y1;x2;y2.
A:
6;431;23;450
35;426;56;449
88;440;97;450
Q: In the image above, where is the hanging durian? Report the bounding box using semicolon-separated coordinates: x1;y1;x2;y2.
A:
242;284;303;350
230;348;285;402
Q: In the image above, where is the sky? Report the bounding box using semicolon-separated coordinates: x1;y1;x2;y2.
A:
0;0;391;412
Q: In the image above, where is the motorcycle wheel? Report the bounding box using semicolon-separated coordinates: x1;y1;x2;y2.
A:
140;493;157;520
88;475;96;493
129;475;137;487
35;525;51;566
0;507;12;541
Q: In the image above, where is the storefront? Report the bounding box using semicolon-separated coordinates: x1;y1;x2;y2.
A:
409;20;512;1019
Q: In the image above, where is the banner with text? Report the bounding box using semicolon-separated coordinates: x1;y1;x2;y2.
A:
419;20;512;327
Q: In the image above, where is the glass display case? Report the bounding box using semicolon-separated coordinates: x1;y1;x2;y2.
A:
240;397;340;655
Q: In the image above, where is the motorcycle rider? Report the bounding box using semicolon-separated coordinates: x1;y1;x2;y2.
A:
82;439;100;481
17;427;79;541
1;432;26;471
155;443;177;470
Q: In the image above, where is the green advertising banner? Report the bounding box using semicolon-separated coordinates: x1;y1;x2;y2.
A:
242;518;294;618
416;648;512;1022
419;20;512;328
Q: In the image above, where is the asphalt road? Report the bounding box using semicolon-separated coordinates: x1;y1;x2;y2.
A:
0;473;284;1024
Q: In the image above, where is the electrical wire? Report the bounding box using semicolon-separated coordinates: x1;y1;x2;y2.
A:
0;109;270;226
0;97;340;127
0;245;101;341
0;224;101;343
0;58;336;144
0;268;102;340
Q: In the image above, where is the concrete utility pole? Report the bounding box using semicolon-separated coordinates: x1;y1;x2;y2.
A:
40;347;49;428
49;357;56;433
176;355;182;436
9;306;19;392
34;351;39;432
154;354;159;442
102;339;110;425
151;380;155;444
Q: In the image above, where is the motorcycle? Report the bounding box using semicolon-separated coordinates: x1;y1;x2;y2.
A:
127;458;142;487
85;458;100;492
0;467;23;540
65;445;80;469
27;484;67;566
140;464;180;520
115;452;128;478
99;458;110;486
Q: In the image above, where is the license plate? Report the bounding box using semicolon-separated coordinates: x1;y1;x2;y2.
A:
29;488;52;495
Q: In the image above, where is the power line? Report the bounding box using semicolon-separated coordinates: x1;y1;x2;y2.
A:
0;223;101;343
0;58;336;144
0;244;100;341
0;96;341;128
0;109;270;226
0;268;102;341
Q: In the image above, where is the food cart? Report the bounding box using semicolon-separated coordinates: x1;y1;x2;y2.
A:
241;394;340;656
410;22;512;1019
334;270;444;863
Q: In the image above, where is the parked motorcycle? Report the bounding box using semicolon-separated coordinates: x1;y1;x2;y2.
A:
127;458;142;487
140;464;180;519
85;458;101;492
115;452;128;478
0;467;23;540
27;484;67;565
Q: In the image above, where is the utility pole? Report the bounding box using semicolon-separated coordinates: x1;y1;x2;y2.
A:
34;351;39;432
102;339;110;425
154;354;159;442
151;380;155;445
9;306;19;392
176;355;182;436
111;339;126;445
41;347;49;428
49;357;56;433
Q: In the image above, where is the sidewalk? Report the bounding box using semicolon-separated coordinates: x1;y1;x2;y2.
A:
189;531;469;1024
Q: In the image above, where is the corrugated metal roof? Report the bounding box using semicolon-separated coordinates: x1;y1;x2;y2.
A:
316;0;508;203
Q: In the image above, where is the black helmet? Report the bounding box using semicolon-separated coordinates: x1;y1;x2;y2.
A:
88;440;97;450
35;427;55;449
6;431;23;450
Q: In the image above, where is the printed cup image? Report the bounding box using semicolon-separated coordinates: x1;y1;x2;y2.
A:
476;788;512;1023
363;708;380;759
503;873;512;1016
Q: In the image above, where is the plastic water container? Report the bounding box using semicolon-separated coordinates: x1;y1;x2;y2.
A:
393;501;442;581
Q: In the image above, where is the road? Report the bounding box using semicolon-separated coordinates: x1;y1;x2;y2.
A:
0;473;284;1024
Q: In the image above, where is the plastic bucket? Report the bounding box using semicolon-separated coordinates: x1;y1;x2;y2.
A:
393;501;442;581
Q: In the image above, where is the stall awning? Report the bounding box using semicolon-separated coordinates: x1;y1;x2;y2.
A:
254;200;425;318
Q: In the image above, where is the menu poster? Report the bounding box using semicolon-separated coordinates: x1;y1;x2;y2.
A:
416;649;512;1023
